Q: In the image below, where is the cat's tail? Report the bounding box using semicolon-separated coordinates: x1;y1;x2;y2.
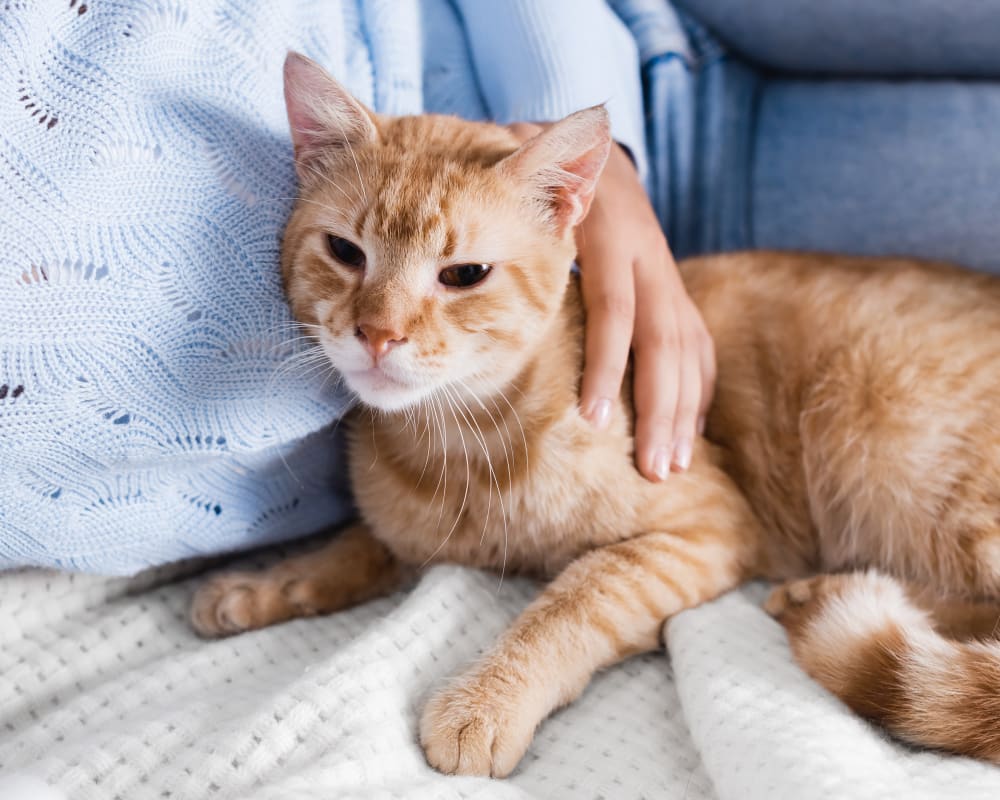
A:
766;570;1000;763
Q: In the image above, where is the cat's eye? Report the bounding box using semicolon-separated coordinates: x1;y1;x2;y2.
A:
439;263;492;288
327;235;366;269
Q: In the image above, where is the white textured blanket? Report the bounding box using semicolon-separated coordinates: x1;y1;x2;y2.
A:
3;550;1000;800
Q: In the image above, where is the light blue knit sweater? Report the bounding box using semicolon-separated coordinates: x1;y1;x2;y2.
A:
0;0;644;572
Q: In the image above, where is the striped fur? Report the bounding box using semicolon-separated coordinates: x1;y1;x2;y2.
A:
191;55;1000;776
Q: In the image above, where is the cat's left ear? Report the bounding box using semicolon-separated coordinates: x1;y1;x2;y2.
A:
283;52;379;178
498;106;612;233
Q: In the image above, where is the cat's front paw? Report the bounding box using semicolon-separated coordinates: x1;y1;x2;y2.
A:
190;574;264;637
419;674;537;778
190;572;311;637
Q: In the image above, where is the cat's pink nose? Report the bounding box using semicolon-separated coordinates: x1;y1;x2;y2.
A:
356;323;408;361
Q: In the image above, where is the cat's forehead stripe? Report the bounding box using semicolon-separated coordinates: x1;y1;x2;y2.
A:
364;165;463;260
441;227;456;261
354;203;370;240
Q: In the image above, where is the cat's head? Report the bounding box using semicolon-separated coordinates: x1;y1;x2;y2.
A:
280;53;611;412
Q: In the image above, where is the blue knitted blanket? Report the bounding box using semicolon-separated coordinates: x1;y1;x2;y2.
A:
0;1;429;572
1;0;645;572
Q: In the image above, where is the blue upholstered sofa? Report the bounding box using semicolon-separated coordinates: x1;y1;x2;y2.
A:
620;0;1000;272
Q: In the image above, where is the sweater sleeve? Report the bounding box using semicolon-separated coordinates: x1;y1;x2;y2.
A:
450;0;648;180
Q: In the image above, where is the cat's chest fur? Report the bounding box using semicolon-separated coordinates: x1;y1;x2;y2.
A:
344;282;665;576
346;395;646;577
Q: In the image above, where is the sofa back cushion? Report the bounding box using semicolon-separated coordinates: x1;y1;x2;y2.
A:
674;0;1000;76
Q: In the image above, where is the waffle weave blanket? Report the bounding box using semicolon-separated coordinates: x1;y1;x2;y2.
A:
2;557;999;799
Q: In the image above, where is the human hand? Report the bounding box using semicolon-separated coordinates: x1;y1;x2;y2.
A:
509;122;716;481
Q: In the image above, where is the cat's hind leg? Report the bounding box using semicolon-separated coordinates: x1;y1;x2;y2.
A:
912;591;1000;641
766;571;1000;763
767;571;1000;643
190;523;406;637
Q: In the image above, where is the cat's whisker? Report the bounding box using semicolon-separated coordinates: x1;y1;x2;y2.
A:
270;319;324;334
330;117;369;205
299;159;363;207
368;409;379;471
414;396;435;490
264;336;319;354
430;393;450;530
467;378;516;493
272;353;329;375
454;378;512;587
271;342;325;362
260;333;343;486
298;104;368;207
445;388;504;581
264;354;329;408
259;322;325;366
408;403;421;437
476;391;514;587
443;385;475;514
261;195;346;206
424;394;443;519
314;360;344;398
488;392;517;494
501;379;528;402
257;314;341;493
262;336;323;358
445;385;495;553
478;376;530;481
421;388;470;569
266;353;334;390
285;194;360;220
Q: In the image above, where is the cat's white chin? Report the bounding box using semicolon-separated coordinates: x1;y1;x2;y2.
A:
345;368;430;412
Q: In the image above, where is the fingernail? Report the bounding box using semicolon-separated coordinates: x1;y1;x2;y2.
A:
586;397;612;430
672;437;692;471
697;416;706;436
652;447;671;481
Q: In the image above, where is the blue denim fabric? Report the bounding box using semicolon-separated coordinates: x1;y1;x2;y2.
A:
753;80;1000;271
613;0;1000;273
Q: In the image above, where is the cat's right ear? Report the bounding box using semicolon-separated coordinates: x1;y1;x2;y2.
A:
283;52;379;177
498;106;612;234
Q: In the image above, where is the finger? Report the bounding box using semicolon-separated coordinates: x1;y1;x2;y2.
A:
578;248;635;429
670;326;702;472
696;325;717;436
632;262;680;482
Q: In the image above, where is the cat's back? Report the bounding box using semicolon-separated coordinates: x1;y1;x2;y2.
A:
682;250;1000;345
680;250;1000;578
682;250;1000;406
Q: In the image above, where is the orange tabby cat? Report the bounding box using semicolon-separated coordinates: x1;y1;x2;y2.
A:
191;53;1000;775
